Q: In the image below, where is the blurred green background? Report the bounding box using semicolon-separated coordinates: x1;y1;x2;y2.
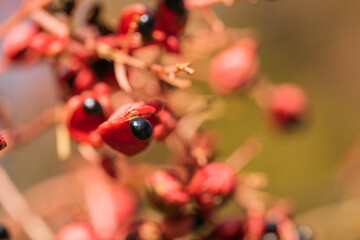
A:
1;0;360;216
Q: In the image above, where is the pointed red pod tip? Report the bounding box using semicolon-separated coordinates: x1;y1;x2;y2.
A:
0;134;7;151
97;101;161;156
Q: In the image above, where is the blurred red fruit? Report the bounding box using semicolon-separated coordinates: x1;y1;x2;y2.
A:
210;38;259;94
113;186;138;226
2;22;40;61
162;216;194;239
209;218;244;240
268;83;308;129
145;171;190;214
155;0;188;37
0;134;6;151
56;222;98;240
188;163;236;209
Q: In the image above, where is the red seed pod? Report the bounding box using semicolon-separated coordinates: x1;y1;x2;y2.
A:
59;65;97;96
0;134;7;151
209;218;244;240
155;0;188;37
145;171;190;214
2;22;40;61
209;38;259;94
268;83;308;129
117;4;148;35
56;222;98;240
188;163;236;210
97;101;162;156
30;32;69;57
63;83;112;146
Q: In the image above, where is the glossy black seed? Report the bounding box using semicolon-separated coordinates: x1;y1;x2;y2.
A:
92;59;114;79
129;117;153;141
165;0;187;14
83;98;103;115
138;13;156;38
265;222;278;233
0;224;10;240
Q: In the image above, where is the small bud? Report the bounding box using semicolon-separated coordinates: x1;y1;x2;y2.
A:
268;83;308;129
188;163;236;209
210;38;259;94
145;171;190;214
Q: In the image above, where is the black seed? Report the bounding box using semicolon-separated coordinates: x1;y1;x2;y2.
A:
83;98;103;115
265;222;278;233
138;13;156;39
92;59;114;79
129;117;153;141
0;224;10;240
165;0;187;14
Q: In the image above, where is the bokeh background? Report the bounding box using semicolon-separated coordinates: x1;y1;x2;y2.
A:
1;0;360;238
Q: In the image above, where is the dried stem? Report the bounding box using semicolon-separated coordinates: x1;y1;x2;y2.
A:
0;166;54;240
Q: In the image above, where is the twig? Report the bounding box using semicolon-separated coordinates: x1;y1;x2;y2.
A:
0;166;55;240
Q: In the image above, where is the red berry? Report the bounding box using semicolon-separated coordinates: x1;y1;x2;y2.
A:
210;38;259;94
188;163;236;209
268;83;308;129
